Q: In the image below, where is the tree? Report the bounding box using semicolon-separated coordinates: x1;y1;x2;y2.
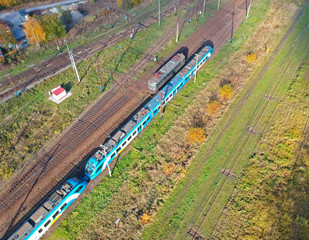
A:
60;10;72;27
207;100;221;116
0;21;15;47
24;17;46;46
117;0;123;8
219;84;233;101
0;0;19;8
187;127;206;144
39;14;66;42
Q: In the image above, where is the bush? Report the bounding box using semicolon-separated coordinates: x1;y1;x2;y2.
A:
219;84;233;101
247;53;257;62
187;127;206;144
207;100;221;116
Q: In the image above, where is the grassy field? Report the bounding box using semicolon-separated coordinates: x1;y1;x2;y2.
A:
45;0;299;239
212;31;309;240
0;0;218;182
140;1;309;240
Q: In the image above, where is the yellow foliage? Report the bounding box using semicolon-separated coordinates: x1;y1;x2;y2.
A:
141;213;151;224
187;127;206;144
180;167;187;177
24;17;46;46
219;84;233;101
117;0;122;8
0;0;18;7
163;163;175;175
246;53;257;62
207;101;221;116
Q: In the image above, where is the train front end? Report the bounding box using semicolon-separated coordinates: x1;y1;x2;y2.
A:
85;157;100;181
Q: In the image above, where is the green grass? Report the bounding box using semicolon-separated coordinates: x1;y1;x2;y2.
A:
47;0;284;239
141;2;309;239
0;10;184;181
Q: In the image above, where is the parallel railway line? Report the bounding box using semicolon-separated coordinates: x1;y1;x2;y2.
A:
0;0;248;238
147;2;307;239
184;19;309;240
0;0;186;101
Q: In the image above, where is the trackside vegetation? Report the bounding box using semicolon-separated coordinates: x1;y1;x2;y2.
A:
47;0;301;239
0;0;214;183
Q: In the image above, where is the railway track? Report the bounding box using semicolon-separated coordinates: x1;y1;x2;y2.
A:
147;2;308;239
0;0;185;102
0;0;192;233
183;20;309;240
0;0;246;237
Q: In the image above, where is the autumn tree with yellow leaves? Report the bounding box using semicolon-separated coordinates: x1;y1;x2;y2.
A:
187;127;206;144
0;0;20;8
219;84;233;102
24;17;46;47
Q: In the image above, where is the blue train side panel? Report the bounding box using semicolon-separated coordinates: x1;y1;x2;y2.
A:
85;44;213;181
9;177;87;240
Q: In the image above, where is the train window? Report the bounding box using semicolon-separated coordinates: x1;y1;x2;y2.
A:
122;141;127;147
146;116;151;121
111;152;116;159
60;203;67;211
38;229;43;233
116;147;121;153
76;185;83;193
128;135;132;141
138;126;142;132
133;130;137;136
173;90;176;95
154;108;159;115
44;220;51;228
142;121;146;126
52;211;59;219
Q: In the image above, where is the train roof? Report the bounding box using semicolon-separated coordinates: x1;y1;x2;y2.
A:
148;53;185;85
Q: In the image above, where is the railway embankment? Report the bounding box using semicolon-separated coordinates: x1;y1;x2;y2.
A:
45;0;307;239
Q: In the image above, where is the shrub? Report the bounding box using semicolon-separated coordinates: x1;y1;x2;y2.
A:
247;53;257;62
207;100;221;116
187;127;206;144
219;84;233;101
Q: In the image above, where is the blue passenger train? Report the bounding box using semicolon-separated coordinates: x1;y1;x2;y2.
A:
85;44;213;181
8;178;87;240
8;43;213;240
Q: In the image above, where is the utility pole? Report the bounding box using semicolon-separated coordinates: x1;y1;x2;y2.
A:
158;0;161;26
217;0;221;10
96;65;104;92
195;6;198;30
194;54;198;84
202;0;206;17
176;17;179;44
174;0;177;15
231;10;234;42
127;15;134;38
246;0;252;19
65;40;81;83
7;74;19;96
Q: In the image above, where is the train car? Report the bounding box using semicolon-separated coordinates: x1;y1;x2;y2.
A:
148;53;185;92
8;177;87;240
85;44;213;181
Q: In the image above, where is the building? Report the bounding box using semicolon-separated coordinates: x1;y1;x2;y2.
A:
48;86;72;104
